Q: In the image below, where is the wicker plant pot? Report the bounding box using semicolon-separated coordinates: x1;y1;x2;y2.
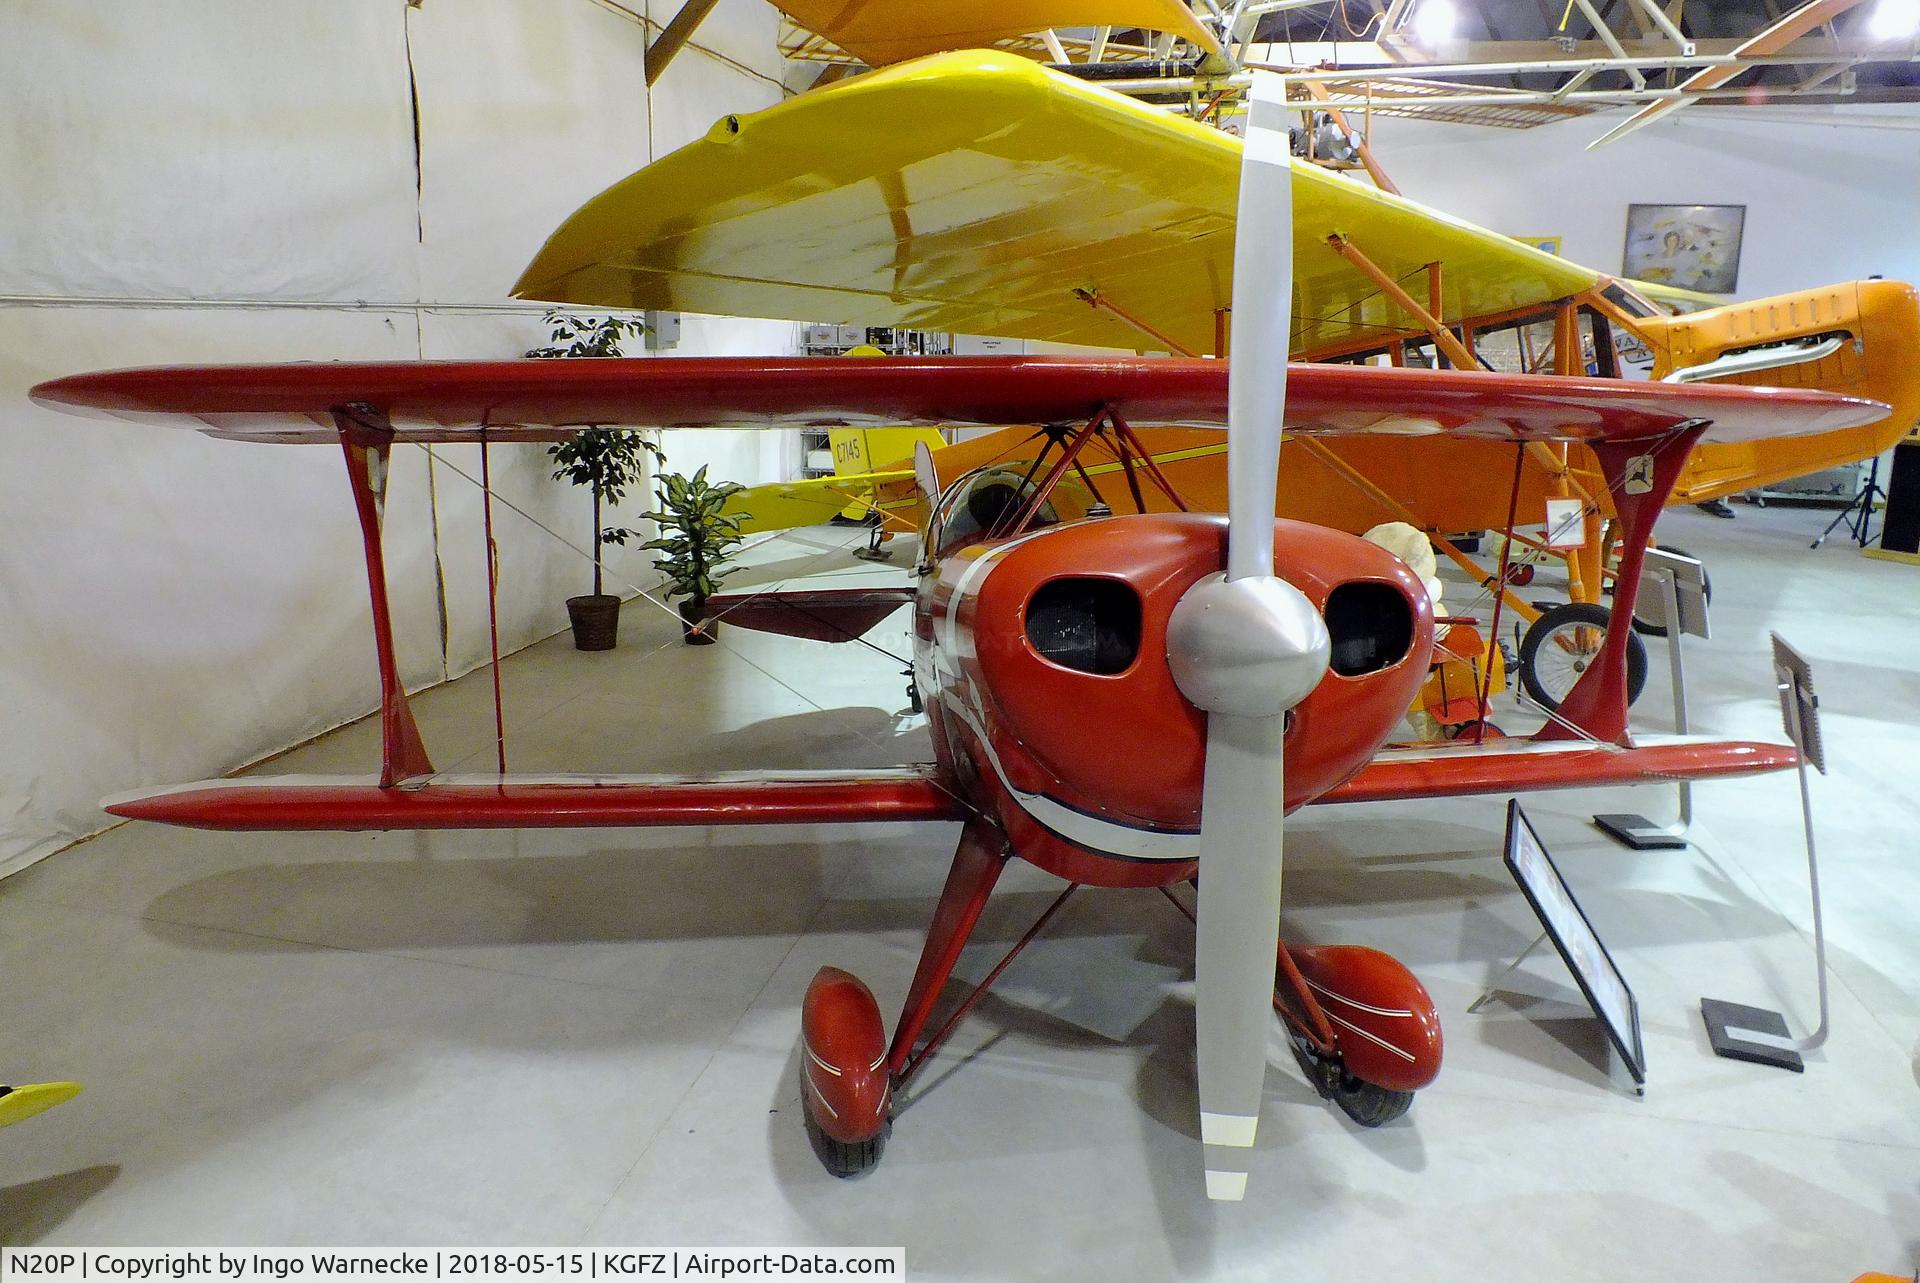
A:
566;594;621;651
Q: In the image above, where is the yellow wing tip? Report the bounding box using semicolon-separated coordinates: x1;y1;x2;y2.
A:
0;1081;83;1128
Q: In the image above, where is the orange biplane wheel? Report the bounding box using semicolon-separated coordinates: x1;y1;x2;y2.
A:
1518;602;1647;712
799;967;891;1177
1441;719;1506;740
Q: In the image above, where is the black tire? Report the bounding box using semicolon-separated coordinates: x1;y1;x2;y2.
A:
1518;601;1647;711
1289;1035;1415;1128
1631;545;1712;637
799;1063;887;1178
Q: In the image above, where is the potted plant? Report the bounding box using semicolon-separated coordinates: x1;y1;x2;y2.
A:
641;465;748;645
531;312;661;651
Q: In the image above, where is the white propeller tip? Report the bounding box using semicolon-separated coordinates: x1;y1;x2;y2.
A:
1205;1170;1249;1201
1200;1111;1259;1148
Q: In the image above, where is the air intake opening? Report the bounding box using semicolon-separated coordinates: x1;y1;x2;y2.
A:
1323;581;1414;677
1025;577;1142;676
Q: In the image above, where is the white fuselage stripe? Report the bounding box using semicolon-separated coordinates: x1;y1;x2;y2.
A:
1305;977;1415;1019
1325;1010;1417;1063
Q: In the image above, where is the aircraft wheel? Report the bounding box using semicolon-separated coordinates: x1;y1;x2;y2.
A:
1631;545;1711;637
1519;602;1646;711
801;1074;888;1178
1505;562;1535;587
1289;1035;1414;1128
1441;719;1505;741
798;967;891;1179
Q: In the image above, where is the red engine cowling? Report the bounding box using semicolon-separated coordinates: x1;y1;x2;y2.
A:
947;513;1433;840
1293;944;1443;1092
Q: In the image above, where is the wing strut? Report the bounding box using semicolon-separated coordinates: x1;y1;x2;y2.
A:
1535;422;1709;744
333;405;435;786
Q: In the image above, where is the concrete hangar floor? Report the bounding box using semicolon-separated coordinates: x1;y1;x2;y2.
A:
0;503;1914;1278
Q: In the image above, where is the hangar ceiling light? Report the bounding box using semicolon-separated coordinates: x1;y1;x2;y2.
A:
1411;0;1458;44
1868;0;1920;37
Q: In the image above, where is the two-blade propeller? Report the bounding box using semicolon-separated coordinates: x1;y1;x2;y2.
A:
1165;72;1330;1203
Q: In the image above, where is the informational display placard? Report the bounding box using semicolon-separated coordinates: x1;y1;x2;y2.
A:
1543;497;1586;548
1504;800;1647;1085
1772;632;1826;774
1641;547;1711;640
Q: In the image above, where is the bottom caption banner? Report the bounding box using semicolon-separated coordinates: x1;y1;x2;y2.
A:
3;1252;905;1282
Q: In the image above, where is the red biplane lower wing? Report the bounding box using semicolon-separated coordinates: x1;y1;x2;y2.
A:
104;768;967;832
705;588;914;644
1319;735;1798;805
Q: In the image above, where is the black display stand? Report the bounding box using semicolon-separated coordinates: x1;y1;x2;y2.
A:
1880;440;1920;556
1700;998;1805;1073
1592;813;1687;850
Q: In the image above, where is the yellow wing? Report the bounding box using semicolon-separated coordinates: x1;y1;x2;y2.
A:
772;0;1220;66
514;51;1601;358
0;1081;82;1128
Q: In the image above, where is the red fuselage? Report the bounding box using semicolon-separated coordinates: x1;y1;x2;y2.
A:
915;506;1435;889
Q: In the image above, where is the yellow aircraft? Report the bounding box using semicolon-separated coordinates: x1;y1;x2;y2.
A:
724;346;942;545
0;1081;81;1128
517;50;1920;639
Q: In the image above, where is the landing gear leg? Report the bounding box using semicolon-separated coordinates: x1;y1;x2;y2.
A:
798;816;1010;1177
1288;1034;1415;1127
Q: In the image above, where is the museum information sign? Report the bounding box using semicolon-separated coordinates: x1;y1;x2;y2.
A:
1503;801;1648;1084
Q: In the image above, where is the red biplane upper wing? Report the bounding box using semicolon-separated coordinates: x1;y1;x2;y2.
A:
32;357;1886;445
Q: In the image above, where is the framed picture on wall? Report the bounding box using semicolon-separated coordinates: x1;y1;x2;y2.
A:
1623;203;1746;294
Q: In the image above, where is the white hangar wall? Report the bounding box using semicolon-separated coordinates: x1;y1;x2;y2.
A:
0;0;795;876
1370;106;1920;300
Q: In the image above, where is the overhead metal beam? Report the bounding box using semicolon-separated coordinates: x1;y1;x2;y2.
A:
1588;0;1874;146
1242;34;1905;63
1631;0;1695;54
1306;81;1872;108
1098;44;1912;95
1570;0;1649;89
645;0;722;86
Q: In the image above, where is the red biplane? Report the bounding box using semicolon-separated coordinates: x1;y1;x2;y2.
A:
30;82;1880;1201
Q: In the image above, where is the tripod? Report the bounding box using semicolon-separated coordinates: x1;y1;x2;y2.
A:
1810;456;1886;550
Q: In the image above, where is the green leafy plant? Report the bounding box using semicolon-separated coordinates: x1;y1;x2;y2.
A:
527;309;646;360
642;465;749;614
530;311;663;597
